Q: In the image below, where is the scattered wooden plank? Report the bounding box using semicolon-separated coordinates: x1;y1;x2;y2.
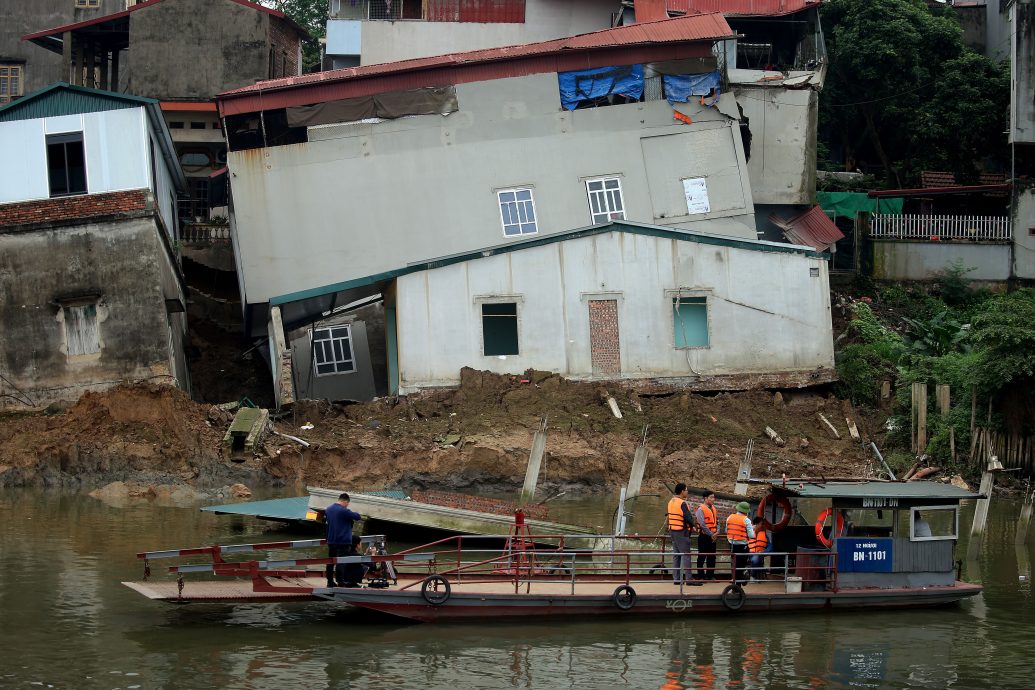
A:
846;417;860;440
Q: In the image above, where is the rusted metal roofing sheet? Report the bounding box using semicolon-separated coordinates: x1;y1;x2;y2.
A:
868;184;1012;198
666;0;821;16
426;0;526;23
217;13;732;115
769;205;844;252
636;0;672;22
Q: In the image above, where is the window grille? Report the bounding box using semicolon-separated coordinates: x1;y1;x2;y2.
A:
313;325;356;375
498;189;538;237
585;178;625;225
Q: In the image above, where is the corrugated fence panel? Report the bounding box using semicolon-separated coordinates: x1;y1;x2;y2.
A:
891;538;954;573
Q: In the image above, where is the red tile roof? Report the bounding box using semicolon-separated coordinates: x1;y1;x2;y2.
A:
666;0;821;17
216;13;732;115
769;205;844;252
920;171;957;188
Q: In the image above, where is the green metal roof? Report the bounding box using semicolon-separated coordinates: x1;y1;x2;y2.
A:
770;480;980;501
202;496;311;521
271;220;828;307
0;82;156;122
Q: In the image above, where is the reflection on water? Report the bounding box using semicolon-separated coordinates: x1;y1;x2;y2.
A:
1;489;1033;689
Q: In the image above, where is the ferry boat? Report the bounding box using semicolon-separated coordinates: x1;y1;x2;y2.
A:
123;480;982;623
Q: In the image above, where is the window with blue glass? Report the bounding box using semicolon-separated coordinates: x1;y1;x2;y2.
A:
673;296;709;348
497;188;538;237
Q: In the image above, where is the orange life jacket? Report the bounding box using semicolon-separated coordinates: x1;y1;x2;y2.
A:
697;503;717;533
750;529;769;553
667;496;689;531
726;513;750;543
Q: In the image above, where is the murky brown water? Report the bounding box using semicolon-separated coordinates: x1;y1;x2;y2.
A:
0;489;1031;689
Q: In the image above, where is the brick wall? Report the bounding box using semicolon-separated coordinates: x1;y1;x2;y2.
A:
269;16;302;78
0;190;151;230
588;299;621;375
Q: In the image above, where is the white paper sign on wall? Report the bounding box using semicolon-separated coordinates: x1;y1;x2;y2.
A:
682;177;711;215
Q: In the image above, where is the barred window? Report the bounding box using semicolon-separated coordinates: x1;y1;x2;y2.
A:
312;325;356;375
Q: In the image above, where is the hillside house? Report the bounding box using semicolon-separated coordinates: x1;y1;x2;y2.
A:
0;83;189;408
215;14;836;404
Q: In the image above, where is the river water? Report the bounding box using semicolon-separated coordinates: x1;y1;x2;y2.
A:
0;489;1031;689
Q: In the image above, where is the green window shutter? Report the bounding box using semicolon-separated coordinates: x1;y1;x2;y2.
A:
673;297;708;348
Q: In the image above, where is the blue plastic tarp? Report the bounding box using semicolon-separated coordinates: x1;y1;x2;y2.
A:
664;71;721;105
558;65;644;111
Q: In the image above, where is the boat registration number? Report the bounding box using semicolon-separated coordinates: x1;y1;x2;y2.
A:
665;599;694;612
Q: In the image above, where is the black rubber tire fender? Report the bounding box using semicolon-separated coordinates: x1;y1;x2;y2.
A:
612;584;637;610
420;575;451;605
721;583;746;611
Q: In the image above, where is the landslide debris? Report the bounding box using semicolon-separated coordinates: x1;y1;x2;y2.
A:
0;370;876;492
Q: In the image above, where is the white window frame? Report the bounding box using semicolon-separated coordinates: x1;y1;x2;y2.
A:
0;64;24;104
497;187;538;237
63;302;100;356
585;177;626;225
475;295;523;358
909;505;958;542
311;325;356;376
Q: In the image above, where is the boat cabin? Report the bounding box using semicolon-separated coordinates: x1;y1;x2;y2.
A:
762;480;980;590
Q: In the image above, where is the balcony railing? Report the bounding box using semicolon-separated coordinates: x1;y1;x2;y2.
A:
870;214;1012;242
181;223;231;244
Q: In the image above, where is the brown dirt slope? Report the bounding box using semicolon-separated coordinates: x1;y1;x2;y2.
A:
0;370;876;492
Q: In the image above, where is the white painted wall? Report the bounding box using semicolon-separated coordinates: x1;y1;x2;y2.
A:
732;84;817;206
872;241;1012;282
394;230;833;390
352;0;615;64
227;73;757;305
1013;188;1035;279
0;107;151;204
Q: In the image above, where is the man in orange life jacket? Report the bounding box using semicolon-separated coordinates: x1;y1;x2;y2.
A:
748;515;771;579
726;501;755;584
667;483;701;585
695;491;719;580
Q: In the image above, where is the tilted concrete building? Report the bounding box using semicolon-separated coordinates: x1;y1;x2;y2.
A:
0;83;189;408
215;14;836;403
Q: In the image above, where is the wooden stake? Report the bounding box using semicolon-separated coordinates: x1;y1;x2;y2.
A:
950;427;956;463
818;413;841;439
846;416;860;440
519;416;548;504
936;384;950;416
970;386;976;437
734;439;753;496
967;456;998;560
626;426;649;500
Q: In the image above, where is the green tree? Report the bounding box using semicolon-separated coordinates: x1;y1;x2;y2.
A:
969;289;1035;392
819;0;1009;185
260;0;327;73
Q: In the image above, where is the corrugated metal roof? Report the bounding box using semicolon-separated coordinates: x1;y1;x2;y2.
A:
769;205;844;252
868;184;1012;198
219;13;733;99
636;0;672;22
0;82;155;122
270;219;824;308
666;0;821;17
769;480;980;500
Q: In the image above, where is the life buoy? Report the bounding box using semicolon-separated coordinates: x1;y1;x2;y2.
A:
814;508;846;548
720;583;746;611
757;494;793;532
420;575;451;605
612;585;637;610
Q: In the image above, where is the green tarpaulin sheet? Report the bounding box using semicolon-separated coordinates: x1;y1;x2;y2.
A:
817;192;903;219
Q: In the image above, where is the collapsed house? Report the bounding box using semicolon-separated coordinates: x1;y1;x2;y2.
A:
214;13;836;404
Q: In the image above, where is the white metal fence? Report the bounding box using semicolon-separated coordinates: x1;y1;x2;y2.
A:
870;214;1012;241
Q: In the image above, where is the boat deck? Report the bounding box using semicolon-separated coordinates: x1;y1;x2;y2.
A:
122;574;791;603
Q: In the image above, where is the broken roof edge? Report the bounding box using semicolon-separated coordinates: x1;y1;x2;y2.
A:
217;13;734;102
22;0;309;48
268;220;826;308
